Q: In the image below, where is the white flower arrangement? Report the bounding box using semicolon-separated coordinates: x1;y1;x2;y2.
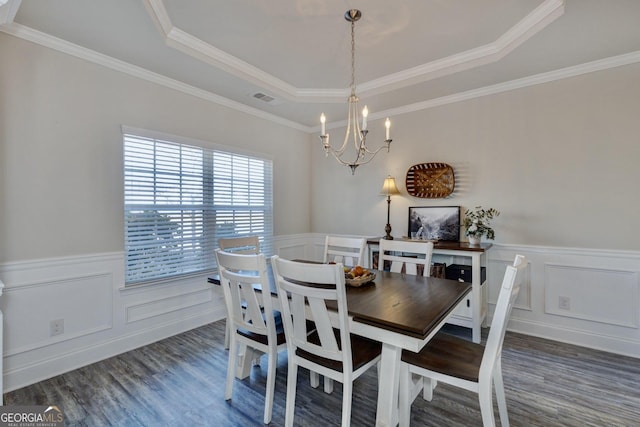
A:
462;206;500;240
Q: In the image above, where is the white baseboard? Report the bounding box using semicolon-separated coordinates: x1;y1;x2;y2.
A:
507;317;640;359
3;307;226;392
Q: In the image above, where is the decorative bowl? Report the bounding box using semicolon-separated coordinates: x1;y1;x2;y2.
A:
345;272;376;287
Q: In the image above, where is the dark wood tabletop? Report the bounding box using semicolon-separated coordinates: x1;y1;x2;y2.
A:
209;262;470;341
345;271;469;339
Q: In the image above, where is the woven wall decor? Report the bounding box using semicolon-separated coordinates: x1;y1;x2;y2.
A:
405;162;455;198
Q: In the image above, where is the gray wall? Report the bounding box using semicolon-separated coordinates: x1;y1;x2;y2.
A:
0;33;311;391
310;63;640;250
0;33;311;263
307;66;640;360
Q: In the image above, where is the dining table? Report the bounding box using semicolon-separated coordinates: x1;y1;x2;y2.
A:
209;261;471;427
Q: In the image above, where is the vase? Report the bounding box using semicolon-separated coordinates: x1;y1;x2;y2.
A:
468;235;481;245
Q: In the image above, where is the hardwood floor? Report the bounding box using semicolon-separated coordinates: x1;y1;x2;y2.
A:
4;320;640;426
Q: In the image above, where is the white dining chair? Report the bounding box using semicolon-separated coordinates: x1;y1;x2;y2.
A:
321;236;368;393
271;256;382;427
215;249;286;425
377;239;434;277
398;255;528;427
323;235;366;267
219;235;261;254
218;235;261;350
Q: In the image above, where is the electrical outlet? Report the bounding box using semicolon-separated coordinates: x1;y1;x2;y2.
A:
558;296;571;310
50;319;64;336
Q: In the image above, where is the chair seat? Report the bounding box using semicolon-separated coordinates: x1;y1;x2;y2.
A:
297;328;382;372
237;310;286;346
401;332;484;382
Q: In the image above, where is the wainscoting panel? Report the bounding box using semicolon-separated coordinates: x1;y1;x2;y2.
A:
126;287;213;323
544;264;638;328
273;233;317;261
0;252;225;392
1;238;639;393
3;273;113;356
488;259;532;311
277;243;308;260
489;244;640;358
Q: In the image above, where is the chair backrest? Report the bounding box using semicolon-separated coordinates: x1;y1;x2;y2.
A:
218;235;260;255
215;249;277;341
271;256;353;372
377;239;434;277
323;236;366;267
479;254;527;381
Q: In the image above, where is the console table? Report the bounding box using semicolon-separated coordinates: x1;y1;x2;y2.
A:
366;238;491;343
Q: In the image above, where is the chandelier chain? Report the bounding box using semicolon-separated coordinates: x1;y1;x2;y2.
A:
350;19;356;96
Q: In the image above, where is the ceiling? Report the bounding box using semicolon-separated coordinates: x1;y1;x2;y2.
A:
2;0;640;132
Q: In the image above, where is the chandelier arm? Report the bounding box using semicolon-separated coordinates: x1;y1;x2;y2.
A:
326;145;348;158
328;129;350;158
350;149;383;166
331;138;349;156
329;97;364;159
361;143;388;155
328;149;356;166
325;136;390;167
350;96;361;149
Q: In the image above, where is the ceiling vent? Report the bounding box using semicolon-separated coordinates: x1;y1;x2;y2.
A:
253;92;281;105
253;92;275;102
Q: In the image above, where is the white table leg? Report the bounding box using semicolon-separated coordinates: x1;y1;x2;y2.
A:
376;342;401;427
472;254;482;343
471;284;481;343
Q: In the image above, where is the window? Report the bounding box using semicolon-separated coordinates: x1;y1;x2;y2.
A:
123;128;273;284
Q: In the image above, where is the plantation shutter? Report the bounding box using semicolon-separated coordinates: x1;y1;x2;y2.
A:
123;130;273;284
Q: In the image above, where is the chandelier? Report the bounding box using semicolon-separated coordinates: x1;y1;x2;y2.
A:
319;9;392;175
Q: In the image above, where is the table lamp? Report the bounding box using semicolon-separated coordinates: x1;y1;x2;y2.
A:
380;175;400;240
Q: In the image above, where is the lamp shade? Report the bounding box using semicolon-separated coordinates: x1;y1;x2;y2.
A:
380;176;400;196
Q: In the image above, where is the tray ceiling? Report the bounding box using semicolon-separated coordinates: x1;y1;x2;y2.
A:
2;0;640;130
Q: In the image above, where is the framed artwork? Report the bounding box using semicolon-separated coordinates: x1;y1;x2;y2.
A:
408;206;460;241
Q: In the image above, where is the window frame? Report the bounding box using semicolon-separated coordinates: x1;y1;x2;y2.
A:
122;126;273;285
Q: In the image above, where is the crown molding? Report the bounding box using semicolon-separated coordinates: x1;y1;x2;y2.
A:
0;23;309;132
143;0;565;101
357;0;565;97
0;0;20;26
356;49;640;131
143;0;299;102
141;0;172;35
496;0;566;50
165;26;300;102
295;88;350;103
3;8;639;135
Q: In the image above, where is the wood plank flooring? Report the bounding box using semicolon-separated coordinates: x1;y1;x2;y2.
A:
4;320;640;426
